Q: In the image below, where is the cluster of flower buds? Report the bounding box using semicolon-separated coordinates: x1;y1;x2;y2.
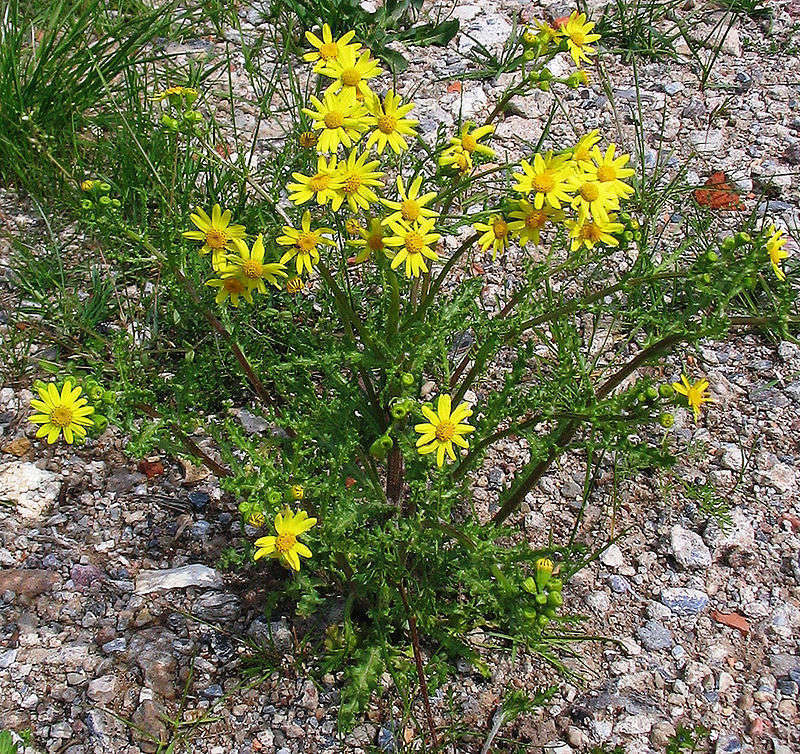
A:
239;484;305;528
153;86;204;134
80;180;120;216
522;557;564;627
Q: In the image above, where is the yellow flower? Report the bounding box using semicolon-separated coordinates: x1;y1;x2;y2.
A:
438;146;473;173
571;130;601;165
151;85;198;102
227;235;288;294
319;45;383;106
560;11;601;66
566;170;619;222
473;214;511;260
302;92;369;154
512;152;573;210
381;176;438;225
586;144;635;201
364;90;418;154
448;123;495;159
330;150;384;212
277;210;336;275
182;204;247;268
248;511;266;527
766;226;789;281
81;179;98;191
415;394;475;467
303;24;359;71
29;382;95;445
351;218;386;263
565;211;624;251
287;155;341;206
672;375;712;422
254;508;317;572
286;276;305;295
508;200;563;247
534;20;559;43
384;217;440;278
206;261;254;307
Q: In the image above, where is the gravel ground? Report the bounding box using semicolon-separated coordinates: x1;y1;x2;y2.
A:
1;1;799;752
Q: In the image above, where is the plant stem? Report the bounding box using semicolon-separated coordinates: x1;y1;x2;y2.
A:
397;582;438;748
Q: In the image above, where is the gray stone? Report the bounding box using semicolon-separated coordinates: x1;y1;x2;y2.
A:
102;638;127;654
670;525;712;570
0;461;59;519
0;648;17;668
134;564;223;594
132;700;168;753
248;617;293;652
87;674;117;705
637;620;674;651
128;628;185;699
193;591;240;622
660;587;709;615
600;544;625;569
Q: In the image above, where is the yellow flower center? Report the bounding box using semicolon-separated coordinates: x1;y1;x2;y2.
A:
224;277;246;294
341;173;361;195
492;219;508;238
50;405;74;428
579;182;600;201
574;147;590;162
401;199;420;221
377;115;397;134
461;133;477;152
309;173;330;192
324;110;344;129
571;30;586;46
297;232;318;252
532;172;555;193
525;211;547;230
205;229;227;249
242;260;263;279
341;68;361;87
319;42;338;59
597;165;616;182
276;532;297;553
435;421;455;442
405;232;424;253
581;222;603;242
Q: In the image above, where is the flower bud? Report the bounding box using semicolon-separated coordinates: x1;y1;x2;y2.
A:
658;384;675;400
535;557;553;590
89;385;104;401
267;490;283;506
98;195;111;206
546;590;563;607
93;414;108;433
401;372;415;388
289;484;304;501
522;576;537;594
98;182;111;193
645;386;659;401
659;412;674;428
81;199;93;210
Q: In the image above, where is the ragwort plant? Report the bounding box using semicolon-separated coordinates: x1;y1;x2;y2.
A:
21;9;798;737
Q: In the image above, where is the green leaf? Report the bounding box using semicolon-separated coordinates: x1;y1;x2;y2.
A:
0;730;19;754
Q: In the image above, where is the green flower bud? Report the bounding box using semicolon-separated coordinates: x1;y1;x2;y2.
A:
522;576;537;594
88;385;104;401
267;490;283;506
390;403;408;420
735;232;751;245
184;109;203;123
646;386;659;401
658;384;675;400
537;81;550;92
535;592;547;605
80;199;93;210
548;578;563;592
539;69;553;81
160;113;178;130
659;412;674;428
98;182;111;193
379;435;394;451
98;195;111;206
110;198;121;209
535;557;553;590
537;613;550;627
623;230;634;241
401;372;415;388
523;48;536;61
706;251;718;263
721;237;735;252
93;414;108;433
102;389;116;404
546;590;563;607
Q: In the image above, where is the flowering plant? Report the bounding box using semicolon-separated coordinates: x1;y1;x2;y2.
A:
23;11;797;736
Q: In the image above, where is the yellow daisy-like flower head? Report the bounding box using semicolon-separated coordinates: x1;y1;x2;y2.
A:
364;90;418;154
277;210;336;275
508;200;563;247
331;149;384;213
298;130;318;149
512;152;573;210
303;24;359;71
352;218;387;264
565;211;624;252
319;45;383;106
384;217;440;278
287;155;341;207
566;170;619;222
672;375;712;422
474;214;511;260
227;235;288;294
182;204;247;268
302;92;369;154
254;508;317;572
587;144;635;201
534;20;560;44
438;146;473;173
560;11;601;66
151;85;198;103
381;175;438;225
29;382;95;445
448;123;495;159
206;261;254;307
571;130;601;165
766;226;789;281
415;394;475;467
